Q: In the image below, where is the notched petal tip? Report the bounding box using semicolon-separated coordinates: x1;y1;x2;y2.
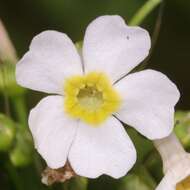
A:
115;69;180;140
15;29;82;94
68;117;137;179
83;15;151;82
28;96;78;171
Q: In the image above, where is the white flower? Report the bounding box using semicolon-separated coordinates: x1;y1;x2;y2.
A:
16;15;180;179
155;133;190;190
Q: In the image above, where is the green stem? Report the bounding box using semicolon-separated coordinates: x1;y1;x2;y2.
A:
13;95;27;127
129;0;162;26
1;64;11;116
5;161;24;190
63;181;69;190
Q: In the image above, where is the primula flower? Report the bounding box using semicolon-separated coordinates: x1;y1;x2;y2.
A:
155;133;190;190
16;15;180;178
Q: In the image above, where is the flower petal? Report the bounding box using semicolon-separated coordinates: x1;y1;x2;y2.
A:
156;174;175;190
16;31;82;94
156;153;190;190
29;95;78;169
68;117;136;178
82;15;151;83
114;70;180;140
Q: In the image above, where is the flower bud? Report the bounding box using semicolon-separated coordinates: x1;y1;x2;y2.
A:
0;114;16;151
0;20;26;97
9;129;33;167
0;20;17;64
154;133;190;190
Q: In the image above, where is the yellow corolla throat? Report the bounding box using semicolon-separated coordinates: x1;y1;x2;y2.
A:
64;72;121;125
176;175;190;190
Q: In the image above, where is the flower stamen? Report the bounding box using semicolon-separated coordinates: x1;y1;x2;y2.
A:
176;175;190;190
64;72;121;126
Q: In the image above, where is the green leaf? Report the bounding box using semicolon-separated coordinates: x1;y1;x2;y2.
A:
175;111;190;150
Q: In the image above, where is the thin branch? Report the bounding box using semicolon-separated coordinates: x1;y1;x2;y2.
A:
129;0;162;26
135;1;165;72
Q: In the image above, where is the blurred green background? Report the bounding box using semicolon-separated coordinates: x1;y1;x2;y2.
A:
0;0;190;190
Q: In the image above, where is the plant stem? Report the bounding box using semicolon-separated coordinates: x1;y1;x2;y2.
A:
129;0;162;26
5;161;24;190
135;1;164;71
13;95;28;127
0;63;11;116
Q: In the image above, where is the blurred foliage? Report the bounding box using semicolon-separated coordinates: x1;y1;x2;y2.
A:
9;128;33;167
119;166;156;190
0;114;16;151
68;177;88;190
0;0;190;190
0;62;25;97
175;111;190;150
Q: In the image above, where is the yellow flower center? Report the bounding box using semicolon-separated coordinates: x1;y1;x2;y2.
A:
64;72;121;126
176;175;190;190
